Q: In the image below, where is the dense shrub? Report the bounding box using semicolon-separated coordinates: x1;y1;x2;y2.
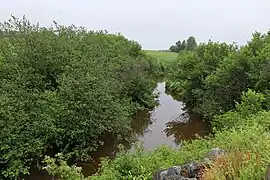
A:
167;32;270;119
0;16;160;178
211;90;268;131
166;41;237;112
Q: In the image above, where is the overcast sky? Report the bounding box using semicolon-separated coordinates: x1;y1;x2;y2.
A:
1;0;270;49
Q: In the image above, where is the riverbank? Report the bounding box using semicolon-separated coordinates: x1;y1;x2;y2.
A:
27;81;209;179
43;110;270;179
88;109;270;179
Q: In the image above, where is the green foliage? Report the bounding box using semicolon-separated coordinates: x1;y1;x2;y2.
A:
235;89;265;117
202;151;264;180
43;154;87;180
211;90;267;131
167;31;270;119
41;30;270;179
185;36;197;51
81;31;270;180
167;41;237;113
0;16;161;179
1;16;270;180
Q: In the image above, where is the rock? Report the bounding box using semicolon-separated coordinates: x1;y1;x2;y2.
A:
153;148;225;180
153;165;182;180
181;162;203;178
153;162;204;179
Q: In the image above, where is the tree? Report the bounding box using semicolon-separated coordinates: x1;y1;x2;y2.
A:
179;40;186;51
167;30;270;120
185;36;197;50
175;40;182;51
169;45;178;52
169;37;195;52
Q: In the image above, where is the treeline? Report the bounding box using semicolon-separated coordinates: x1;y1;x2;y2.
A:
0;16;162;179
169;36;197;52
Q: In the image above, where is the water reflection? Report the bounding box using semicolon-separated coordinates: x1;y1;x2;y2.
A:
131;111;153;136
164;114;209;145
134;82;184;150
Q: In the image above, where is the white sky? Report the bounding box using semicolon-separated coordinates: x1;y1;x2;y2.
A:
1;0;270;49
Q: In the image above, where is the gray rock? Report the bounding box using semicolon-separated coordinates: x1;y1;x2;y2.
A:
153;163;202;179
153;148;225;180
153;166;182;180
181;162;202;178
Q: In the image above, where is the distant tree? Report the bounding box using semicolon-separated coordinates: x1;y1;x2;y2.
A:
169;45;177;52
179;40;186;51
175;40;182;50
185;36;197;50
169;37;196;52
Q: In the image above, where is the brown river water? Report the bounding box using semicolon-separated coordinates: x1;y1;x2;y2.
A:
26;82;209;179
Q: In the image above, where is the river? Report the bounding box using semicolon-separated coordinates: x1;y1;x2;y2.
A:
26;82;209;179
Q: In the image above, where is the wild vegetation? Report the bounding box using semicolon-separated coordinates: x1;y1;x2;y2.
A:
1;15;270;179
85;31;268;179
167;32;269;119
47;91;270;180
0;16;163;179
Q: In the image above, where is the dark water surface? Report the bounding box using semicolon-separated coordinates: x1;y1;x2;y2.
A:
26;82;209;179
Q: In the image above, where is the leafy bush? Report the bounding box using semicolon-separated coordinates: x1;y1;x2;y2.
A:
167;41;237;113
0;16;161;179
167;32;270;119
211;89;267;131
43;154;86;180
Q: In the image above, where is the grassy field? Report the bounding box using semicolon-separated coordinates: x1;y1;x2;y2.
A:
144;50;178;62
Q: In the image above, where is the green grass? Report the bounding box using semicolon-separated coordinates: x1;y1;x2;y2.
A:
144;50;178;62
